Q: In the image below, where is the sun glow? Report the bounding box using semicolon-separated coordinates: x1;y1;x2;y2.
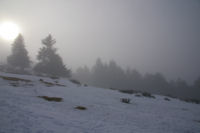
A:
0;21;21;41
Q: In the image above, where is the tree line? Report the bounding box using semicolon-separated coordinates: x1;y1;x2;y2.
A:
4;34;71;77
1;34;199;100
73;58;200;100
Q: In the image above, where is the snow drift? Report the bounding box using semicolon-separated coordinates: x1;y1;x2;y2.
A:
0;72;200;133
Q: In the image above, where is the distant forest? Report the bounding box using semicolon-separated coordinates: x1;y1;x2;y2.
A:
73;58;200;100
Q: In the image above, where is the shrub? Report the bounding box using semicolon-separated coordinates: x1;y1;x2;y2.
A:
183;98;200;104
142;92;155;98
70;79;81;85
135;94;141;97
121;98;131;104
119;90;137;94
164;97;170;101
84;84;88;87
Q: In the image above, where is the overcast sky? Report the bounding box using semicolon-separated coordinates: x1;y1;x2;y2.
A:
0;0;200;83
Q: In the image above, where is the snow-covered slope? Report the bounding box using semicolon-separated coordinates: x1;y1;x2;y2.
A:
0;72;200;133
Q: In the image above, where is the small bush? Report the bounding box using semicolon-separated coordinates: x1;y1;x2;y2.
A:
37;96;63;102
121;98;131;104
142;92;155;98
75;106;87;110
70;79;81;85
84;84;88;87
183;98;200;104
142;92;151;97
164;97;170;101
119;90;137;94
135;94;141;97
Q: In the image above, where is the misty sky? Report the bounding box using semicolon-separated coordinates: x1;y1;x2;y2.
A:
0;0;200;83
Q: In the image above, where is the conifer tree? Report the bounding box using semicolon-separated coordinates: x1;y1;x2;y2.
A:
34;34;71;77
7;34;30;72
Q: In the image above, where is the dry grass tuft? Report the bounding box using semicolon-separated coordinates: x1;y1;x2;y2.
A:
0;76;31;82
39;79;66;87
37;96;63;102
75;106;87;110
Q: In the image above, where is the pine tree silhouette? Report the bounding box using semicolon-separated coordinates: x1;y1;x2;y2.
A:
34;34;71;77
7;34;31;72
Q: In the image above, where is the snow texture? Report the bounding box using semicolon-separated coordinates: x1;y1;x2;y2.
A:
0;72;200;133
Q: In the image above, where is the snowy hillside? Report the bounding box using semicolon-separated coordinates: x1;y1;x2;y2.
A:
0;72;200;133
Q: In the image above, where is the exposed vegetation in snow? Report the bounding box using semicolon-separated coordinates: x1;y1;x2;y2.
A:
0;72;200;133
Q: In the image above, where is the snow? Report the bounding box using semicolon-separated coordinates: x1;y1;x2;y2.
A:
0;72;200;133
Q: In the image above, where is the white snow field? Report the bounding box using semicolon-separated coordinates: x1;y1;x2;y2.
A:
0;72;200;133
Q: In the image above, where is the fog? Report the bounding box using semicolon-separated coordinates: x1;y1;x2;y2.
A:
0;0;200;83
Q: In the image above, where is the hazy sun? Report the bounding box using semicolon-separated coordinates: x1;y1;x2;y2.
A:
0;21;20;41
